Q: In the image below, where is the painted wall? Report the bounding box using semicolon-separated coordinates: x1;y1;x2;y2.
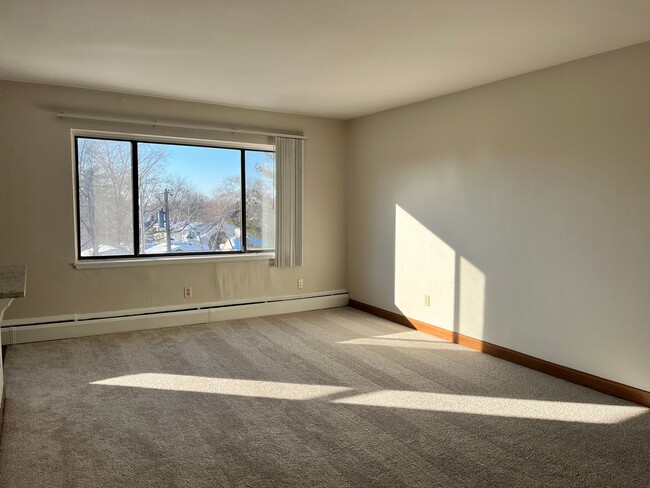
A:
0;81;347;319
346;42;650;391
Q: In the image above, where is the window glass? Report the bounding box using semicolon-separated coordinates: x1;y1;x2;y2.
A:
245;150;275;250
77;138;134;257
137;143;242;255
75;135;274;260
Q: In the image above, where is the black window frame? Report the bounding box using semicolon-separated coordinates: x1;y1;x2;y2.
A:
74;134;275;261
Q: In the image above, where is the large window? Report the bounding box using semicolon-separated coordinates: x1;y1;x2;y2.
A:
75;135;275;259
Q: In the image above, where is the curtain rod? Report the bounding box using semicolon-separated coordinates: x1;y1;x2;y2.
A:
56;112;307;140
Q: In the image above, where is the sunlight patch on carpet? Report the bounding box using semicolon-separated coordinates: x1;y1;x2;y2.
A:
92;373;351;401
92;373;647;424
334;390;647;424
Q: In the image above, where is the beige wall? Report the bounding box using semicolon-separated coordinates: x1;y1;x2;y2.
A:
347;42;650;391
0;81;347;319
2;42;648;391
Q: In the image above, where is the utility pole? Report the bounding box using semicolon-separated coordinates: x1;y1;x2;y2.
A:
140;190;146;253
164;188;172;252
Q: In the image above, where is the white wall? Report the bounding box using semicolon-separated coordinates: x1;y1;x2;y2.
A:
0;81;347;320
347;42;650;391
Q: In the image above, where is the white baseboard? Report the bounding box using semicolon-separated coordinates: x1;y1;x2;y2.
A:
1;291;349;345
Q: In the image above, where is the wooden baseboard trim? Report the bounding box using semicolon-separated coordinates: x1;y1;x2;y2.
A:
348;299;650;408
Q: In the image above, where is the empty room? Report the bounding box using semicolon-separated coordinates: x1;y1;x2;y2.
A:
0;1;649;487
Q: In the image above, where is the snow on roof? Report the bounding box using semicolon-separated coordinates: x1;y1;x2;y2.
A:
80;244;130;256
143;241;208;254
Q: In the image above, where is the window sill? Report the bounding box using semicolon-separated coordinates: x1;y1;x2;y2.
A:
74;252;275;269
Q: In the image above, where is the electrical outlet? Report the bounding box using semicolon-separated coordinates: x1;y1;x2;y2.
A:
424;294;430;307
298;278;304;289
184;286;193;298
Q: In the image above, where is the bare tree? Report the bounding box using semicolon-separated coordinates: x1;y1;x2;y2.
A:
204;176;242;250
78;139;132;253
245;154;275;248
144;175;210;249
138;143;168;246
77;139;98;253
78;139;168;255
78;139;272;256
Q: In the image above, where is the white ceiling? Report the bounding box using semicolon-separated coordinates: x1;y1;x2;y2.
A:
1;0;649;119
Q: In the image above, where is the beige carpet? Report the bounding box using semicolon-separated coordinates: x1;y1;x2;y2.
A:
0;307;648;487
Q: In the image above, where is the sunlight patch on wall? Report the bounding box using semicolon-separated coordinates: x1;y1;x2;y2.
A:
395;204;455;327
394;204;486;339
458;256;486;338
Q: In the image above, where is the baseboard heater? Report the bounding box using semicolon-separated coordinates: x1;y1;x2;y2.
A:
1;290;349;345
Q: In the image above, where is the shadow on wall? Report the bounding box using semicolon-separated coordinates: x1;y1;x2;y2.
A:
394;204;486;341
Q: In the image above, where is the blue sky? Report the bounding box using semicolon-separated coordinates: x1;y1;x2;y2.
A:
161;145;239;194
147;144;273;195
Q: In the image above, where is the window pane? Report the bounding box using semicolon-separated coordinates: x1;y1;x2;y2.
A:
137;143;242;254
77;138;134;257
245;150;275;250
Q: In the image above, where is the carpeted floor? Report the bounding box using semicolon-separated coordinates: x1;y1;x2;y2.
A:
0;307;648;487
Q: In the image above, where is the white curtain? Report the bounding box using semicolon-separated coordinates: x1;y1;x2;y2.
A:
274;137;303;267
